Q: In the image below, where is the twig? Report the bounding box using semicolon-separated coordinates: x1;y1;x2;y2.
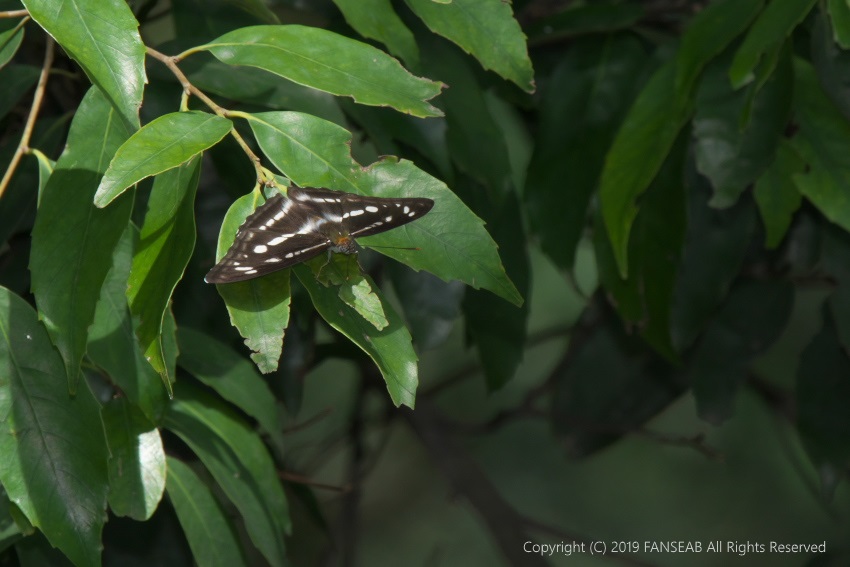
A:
0;9;27;18
635;429;724;462
0;36;53;200
405;400;549;567
282;407;333;434
278;470;351;493
145;46;267;182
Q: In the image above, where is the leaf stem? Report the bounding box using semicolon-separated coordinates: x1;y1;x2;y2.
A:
145;46;269;183
0;9;28;18
0;36;54;201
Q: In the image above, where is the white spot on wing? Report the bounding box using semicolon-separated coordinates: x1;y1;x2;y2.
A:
385;216;392;222
265;258;281;263
365;205;379;213
349;209;364;217
254;245;268;253
268;235;292;246
235;266;254;271
403;206;410;214
245;269;257;275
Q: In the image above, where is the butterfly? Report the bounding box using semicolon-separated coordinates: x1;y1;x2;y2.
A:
205;186;434;284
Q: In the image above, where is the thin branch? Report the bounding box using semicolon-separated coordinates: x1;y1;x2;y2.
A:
278;470;351;493
282;407;334;434
0;9;28;18
0;37;54;200
145;46;267;182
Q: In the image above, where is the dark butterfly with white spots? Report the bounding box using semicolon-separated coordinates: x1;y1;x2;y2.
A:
205;186;434;284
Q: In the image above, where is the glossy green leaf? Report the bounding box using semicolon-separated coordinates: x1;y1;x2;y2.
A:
387;263;464;350
828;0;850;48
21;0;145;129
247;111;522;305
596;136;687;359
332;0;420;68
675;0;763;96
422;39;512;194
89;227;168;423
0;64;38;120
95;111;231;207
797;309;850;471
551;317;686;457
754;140;803;248
729;0;817;88
404;0;534;91
164;384;290;567
176;327;282;444
102;398;166;521
185;56;345;126
599;62;690;278
693;46;792;208
0;287;109;567
31;149;54;207
811;9;850;121
198;25;443;117
295;265;418;408
790;58;850;232
671;175;756;350
525;35;648;270
0;17;24;69
310;253;389;331
212;191;291;374
128;158;202;392
525;0;644;44
30;87;134;389
166;457;247;567
690;280;793;424
462;189;529;390
224;0;279;24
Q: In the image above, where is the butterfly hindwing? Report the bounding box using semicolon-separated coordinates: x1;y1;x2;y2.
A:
206;186;434;284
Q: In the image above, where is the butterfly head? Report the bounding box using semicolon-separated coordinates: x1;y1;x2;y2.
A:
329;233;357;255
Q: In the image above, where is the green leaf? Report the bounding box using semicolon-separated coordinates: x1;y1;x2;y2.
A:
332;0;420;68
596;135;687;359
551;317;686;457
729;0;817;88
671;176;756;350
387;263;464;350
295;265;418;408
89;227;168;422
675;0;764;96
247;111;522;305
525;0;644;44
462;188;529;390
404;0;534;91
164;384;289;567
21;0;145;129
212;192;291;374
422;38;512;194
0;17;24;69
311;254;390;330
828;0;850;48
102;398;166;521
754;140;803;249
790;58;850;233
30;87;134;389
198;25;443;117
525;35;648;270
693;45;792;208
0;64;38;120
0;287;109;567
185;55;346;126
95;111;231;207
797;309;850;472
811;8;850;121
166;457;247;567
128;158;202;391
690;281;794;425
176;327;283;445
599;62;691;278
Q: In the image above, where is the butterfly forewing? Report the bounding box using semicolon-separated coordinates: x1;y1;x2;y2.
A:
205;186;434;284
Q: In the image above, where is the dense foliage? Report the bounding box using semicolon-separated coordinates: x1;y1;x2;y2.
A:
1;0;849;565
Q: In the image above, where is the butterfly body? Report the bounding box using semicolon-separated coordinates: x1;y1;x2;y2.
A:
206;186;434;284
